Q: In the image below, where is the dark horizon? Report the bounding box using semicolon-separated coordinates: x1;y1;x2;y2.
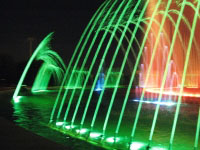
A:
0;0;104;63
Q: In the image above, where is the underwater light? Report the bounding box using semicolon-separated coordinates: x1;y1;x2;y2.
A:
156;101;175;106
130;142;144;150
76;128;88;134
145;88;200;98
94;88;103;91
151;147;167;150
13;96;22;103
133;99;176;106
65;125;75;130
32;89;58;94
32;89;50;93
90;132;102;138
106;137;120;143
56;122;64;126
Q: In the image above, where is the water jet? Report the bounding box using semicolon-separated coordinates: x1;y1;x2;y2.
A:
12;0;200;149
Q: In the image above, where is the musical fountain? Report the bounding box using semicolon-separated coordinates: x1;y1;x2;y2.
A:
11;0;200;149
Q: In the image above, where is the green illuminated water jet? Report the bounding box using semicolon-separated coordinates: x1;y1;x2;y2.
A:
13;32;66;101
14;0;200;150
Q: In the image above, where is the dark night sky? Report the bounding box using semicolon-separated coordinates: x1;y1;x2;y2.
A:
0;0;104;63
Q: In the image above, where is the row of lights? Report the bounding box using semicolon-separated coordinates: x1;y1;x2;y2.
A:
55;121;167;150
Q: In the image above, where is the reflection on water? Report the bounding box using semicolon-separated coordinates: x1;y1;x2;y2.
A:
13;95;54;128
0;91;104;150
0;90;200;150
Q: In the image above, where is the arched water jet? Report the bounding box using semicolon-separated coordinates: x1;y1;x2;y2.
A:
60;0;121;122
14;0;200;150
50;0;110;122
31;49;66;92
13;33;66;101
69;0;132;130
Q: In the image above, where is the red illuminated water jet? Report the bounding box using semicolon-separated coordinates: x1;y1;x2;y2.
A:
138;0;200;102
